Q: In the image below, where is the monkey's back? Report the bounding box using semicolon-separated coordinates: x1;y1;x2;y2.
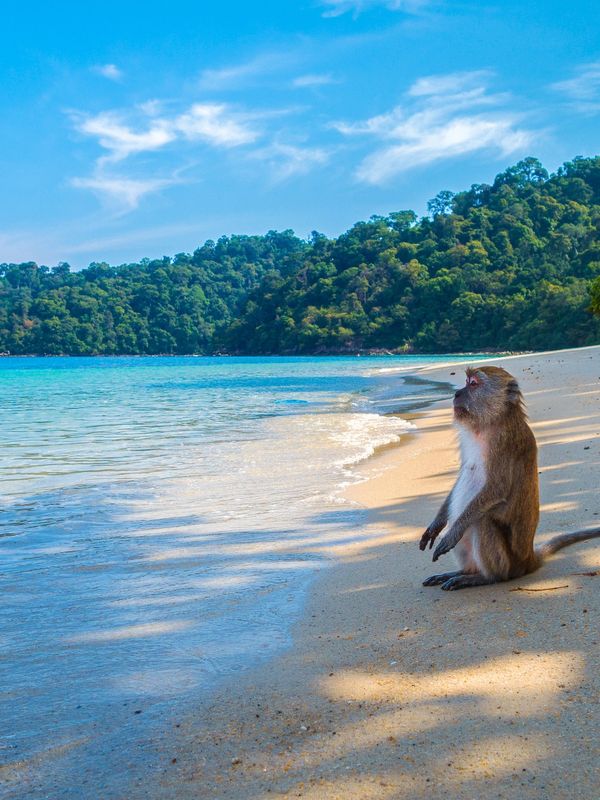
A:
489;411;540;571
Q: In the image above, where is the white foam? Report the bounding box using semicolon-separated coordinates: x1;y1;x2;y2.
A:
329;412;416;467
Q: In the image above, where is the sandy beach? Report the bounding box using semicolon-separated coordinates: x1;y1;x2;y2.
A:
109;347;600;798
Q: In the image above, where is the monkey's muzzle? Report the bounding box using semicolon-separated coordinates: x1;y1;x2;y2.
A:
453;387;469;418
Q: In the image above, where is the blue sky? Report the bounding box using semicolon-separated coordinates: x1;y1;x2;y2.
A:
1;0;599;267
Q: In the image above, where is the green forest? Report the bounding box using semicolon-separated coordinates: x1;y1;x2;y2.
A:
2;156;600;355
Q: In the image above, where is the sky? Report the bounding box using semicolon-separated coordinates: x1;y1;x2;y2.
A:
1;0;599;268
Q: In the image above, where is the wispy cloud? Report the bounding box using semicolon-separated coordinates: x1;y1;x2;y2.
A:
176;104;259;146
320;0;431;18
72;103;260;164
292;73;339;88
137;99;164;117
198;53;292;90
356;118;531;184
70;175;181;211
93;63;123;81
551;61;600;114
408;70;492;97
251;142;330;181
73;111;175;163
199;60;264;90
334;71;534;183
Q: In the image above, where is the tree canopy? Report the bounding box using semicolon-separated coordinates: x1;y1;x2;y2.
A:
2;156;600;355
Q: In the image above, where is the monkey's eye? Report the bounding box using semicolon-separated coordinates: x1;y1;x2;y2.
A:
467;376;479;387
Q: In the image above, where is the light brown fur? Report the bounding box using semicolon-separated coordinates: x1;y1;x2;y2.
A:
419;366;600;590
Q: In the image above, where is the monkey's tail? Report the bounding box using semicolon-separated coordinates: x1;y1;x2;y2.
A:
536;527;600;559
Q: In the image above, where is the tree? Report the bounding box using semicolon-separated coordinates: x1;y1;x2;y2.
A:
427;190;455;218
591;277;600;316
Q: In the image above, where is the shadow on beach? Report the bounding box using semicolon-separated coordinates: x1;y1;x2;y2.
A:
0;478;377;799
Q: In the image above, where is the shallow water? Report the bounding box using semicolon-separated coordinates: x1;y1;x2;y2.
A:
0;355;470;797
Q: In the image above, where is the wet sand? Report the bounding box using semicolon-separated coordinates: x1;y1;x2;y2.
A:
28;346;600;799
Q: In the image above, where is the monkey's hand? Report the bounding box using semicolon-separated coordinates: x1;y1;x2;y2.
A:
419;519;445;551
432;532;457;562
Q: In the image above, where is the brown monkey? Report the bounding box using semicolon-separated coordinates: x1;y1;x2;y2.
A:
419;365;600;590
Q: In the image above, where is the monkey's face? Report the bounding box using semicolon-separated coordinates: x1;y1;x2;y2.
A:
453;367;522;428
453;376;478;421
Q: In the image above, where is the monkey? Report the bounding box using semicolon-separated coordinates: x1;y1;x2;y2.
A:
419;365;600;591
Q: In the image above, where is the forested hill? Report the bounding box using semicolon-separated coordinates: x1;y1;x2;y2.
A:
2;156;600;356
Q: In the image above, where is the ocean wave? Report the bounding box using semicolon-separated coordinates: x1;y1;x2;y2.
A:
330;412;416;467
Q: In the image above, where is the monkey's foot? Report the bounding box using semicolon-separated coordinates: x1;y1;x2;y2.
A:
441;574;495;591
423;571;462;587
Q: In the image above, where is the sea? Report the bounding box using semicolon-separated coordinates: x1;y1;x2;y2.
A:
0;355;475;797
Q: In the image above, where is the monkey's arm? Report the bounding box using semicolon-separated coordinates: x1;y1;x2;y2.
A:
419;493;452;551
431;489;506;562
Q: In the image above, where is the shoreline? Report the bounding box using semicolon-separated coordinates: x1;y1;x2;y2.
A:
127;344;600;799
0;351;479;357
0;350;521;359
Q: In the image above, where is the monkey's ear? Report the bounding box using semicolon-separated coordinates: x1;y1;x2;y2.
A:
506;379;522;404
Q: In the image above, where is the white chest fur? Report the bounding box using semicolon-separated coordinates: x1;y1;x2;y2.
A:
447;426;487;527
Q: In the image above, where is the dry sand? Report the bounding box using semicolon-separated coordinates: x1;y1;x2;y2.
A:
144;346;600;800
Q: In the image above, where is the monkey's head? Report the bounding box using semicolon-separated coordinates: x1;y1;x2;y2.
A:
453;366;524;428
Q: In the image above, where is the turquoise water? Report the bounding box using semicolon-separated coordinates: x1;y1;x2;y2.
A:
0;355;470;797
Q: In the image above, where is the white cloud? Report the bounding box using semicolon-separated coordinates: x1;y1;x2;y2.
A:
74;112;175;162
198;53;291;90
72;103;260;164
70;175;180;211
320;0;430;17
199;61;262;90
292;73;338;88
251;142;330;181
357;117;531;183
93;64;123;81
137;99;164;117
552;61;600;114
334;71;534;184
175;104;259;147
408;70;491;97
